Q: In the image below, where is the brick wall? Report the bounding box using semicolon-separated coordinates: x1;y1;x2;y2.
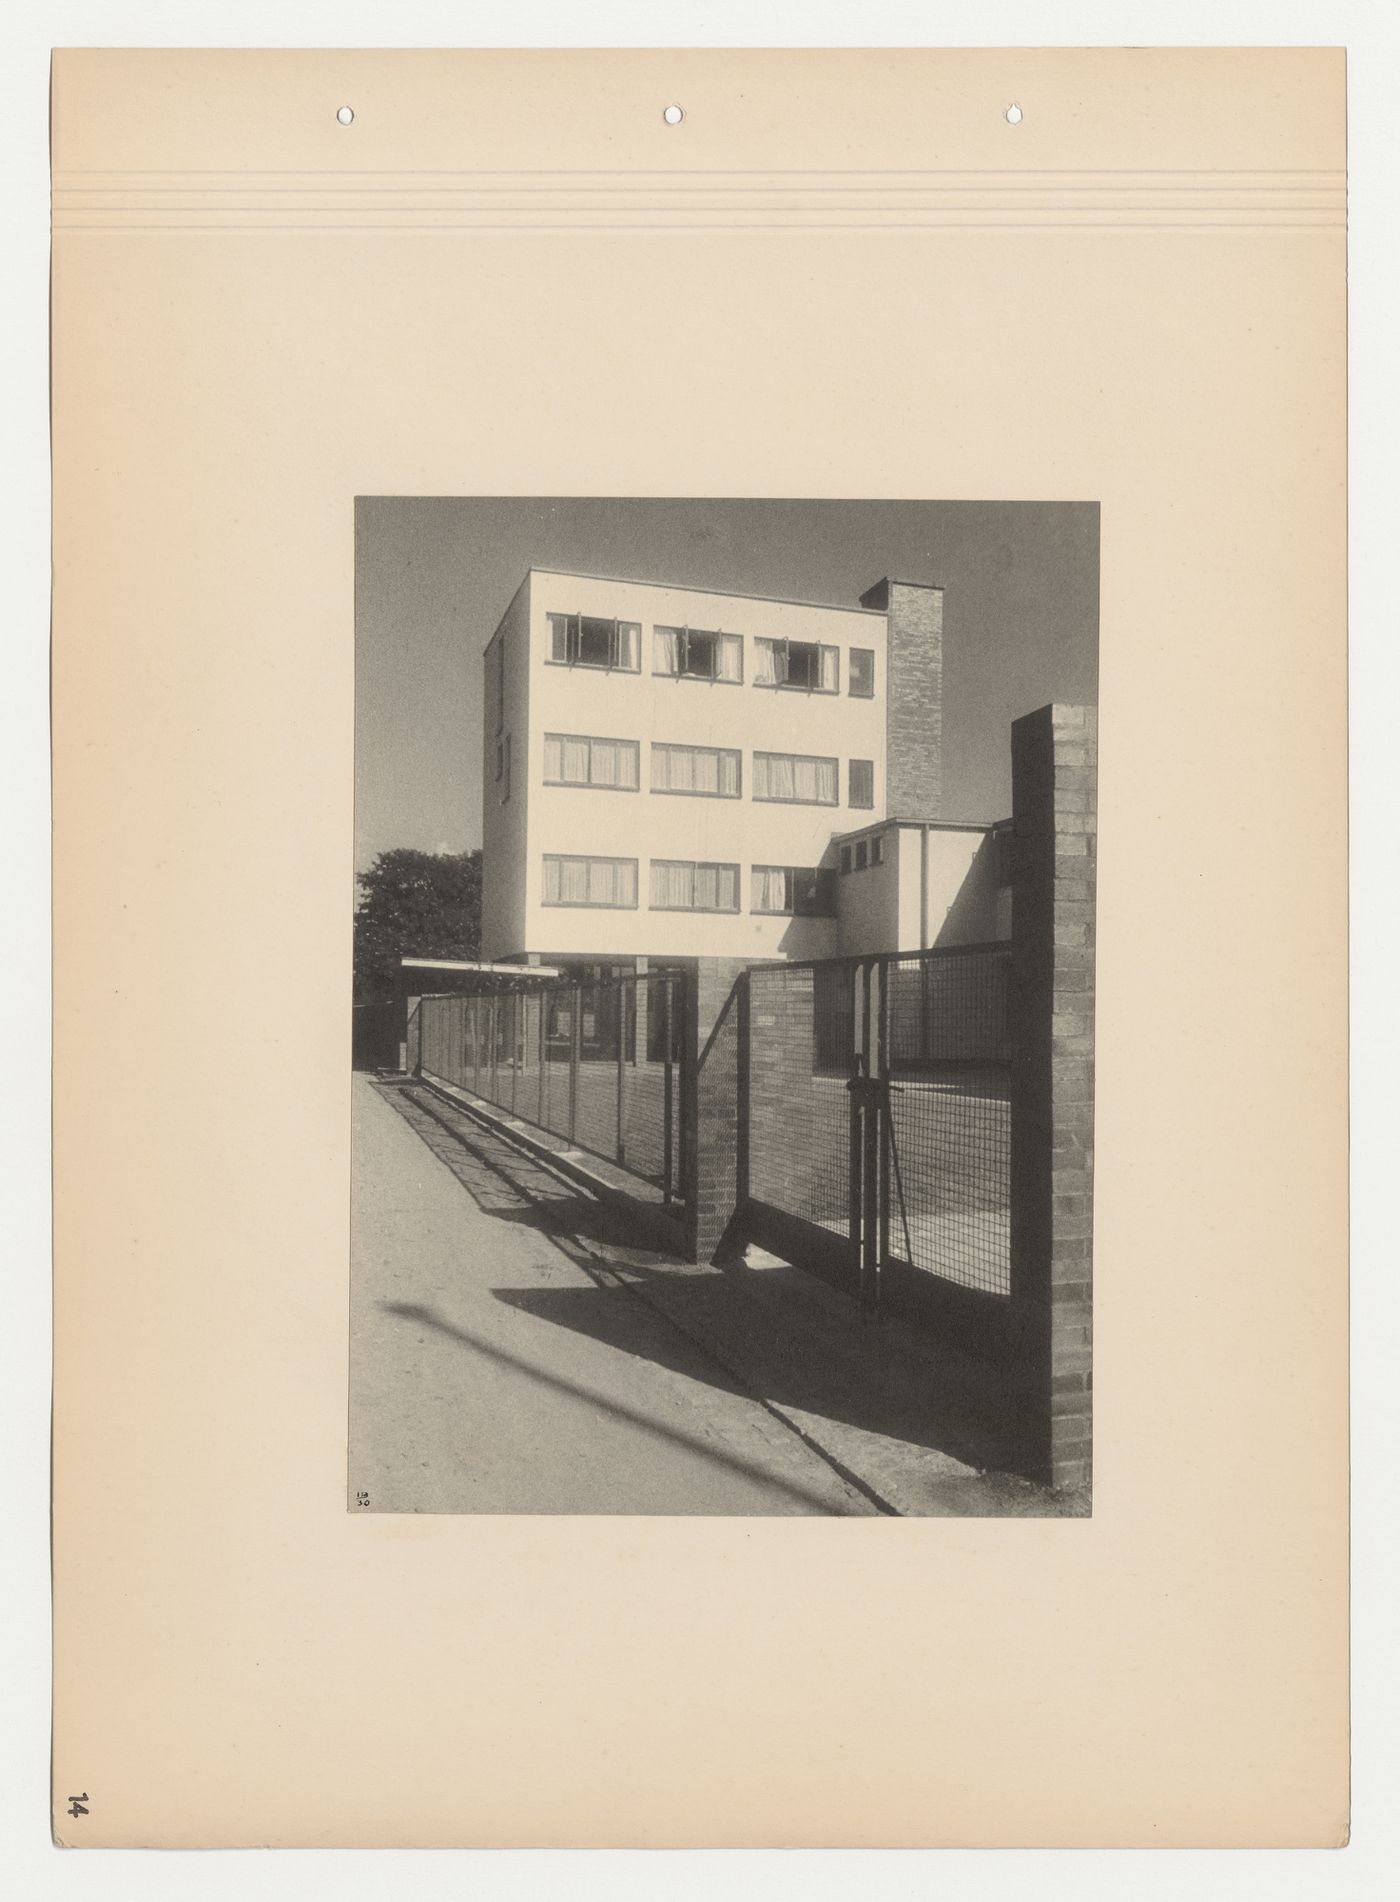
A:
862;578;943;817
1009;703;1097;1490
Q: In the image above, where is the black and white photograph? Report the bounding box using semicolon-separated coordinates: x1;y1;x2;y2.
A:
351;498;1098;1516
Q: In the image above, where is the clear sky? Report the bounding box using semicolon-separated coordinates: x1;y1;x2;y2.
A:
355;497;1098;874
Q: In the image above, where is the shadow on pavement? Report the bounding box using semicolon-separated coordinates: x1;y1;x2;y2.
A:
378;1298;869;1516
378;1079;1049;1498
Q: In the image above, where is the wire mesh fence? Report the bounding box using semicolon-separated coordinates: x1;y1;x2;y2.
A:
415;974;683;1201
883;948;1011;1296
747;945;1012;1298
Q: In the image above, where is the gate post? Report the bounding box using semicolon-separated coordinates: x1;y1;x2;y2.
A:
661;976;674;1204
1009;703;1097;1491
681;958;748;1263
615;980;629;1165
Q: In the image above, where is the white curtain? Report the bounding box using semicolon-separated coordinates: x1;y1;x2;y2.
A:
650;860;692;908
820;644;839;692
717;750;740;795
561;736;590;784
791;756;820;802
717;633;743;682
755;753;794;800
559;857;589;903
652;626;680;675
616;621;640;671
752;866;790;912
753;638;777;686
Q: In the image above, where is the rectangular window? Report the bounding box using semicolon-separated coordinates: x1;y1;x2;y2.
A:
871;833;884;866
849;758;874;808
753;751;839;806
753;637;839;693
546;613;641;672
541;855;638;908
840;844;852;874
750;865;837;917
649;860;740;913
542;732;640;791
849;647;875;697
652;625;743;683
855;840;868;870
650;741;741;798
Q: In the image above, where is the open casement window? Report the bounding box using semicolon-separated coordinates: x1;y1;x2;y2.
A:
542;732;640;790
650;741;741;797
750;865;838;917
546;613;641;672
752;751;839;805
753;637;839;692
541;854;638;908
651;625;743;683
648;859;741;912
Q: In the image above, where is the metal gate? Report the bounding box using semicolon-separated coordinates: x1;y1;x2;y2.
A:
746;945;1012;1322
413;969;687;1204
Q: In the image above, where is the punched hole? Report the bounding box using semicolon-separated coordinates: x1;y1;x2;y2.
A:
663;104;684;125
337;105;355;126
1004;103;1023;124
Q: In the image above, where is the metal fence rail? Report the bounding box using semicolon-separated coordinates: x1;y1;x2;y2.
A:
413;972;683;1203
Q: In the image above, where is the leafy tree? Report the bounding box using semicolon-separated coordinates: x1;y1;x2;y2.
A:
354;848;482;1001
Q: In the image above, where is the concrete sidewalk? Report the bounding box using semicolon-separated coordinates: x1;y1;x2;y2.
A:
351;1074;876;1514
352;1074;1085;1516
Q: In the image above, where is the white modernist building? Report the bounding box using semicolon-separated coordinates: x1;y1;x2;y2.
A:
479;566;1009;970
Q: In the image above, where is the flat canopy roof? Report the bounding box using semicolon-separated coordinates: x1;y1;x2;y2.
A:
400;957;563;977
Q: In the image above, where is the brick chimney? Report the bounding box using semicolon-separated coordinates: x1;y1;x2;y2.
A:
859;577;943;816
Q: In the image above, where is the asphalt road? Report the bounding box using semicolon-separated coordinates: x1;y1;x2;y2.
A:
349;1075;877;1515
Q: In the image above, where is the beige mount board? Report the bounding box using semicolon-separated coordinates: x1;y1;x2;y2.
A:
50;49;1346;1847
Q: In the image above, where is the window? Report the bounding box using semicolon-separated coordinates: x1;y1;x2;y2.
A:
650;742;741;798
750;865;838;917
542;855;638;908
753;751;839;805
849;647;875;697
840;844;852;874
542;732;640;791
753;637;839;693
871;833;884;866
855;840;868;870
546;613;641;672
649;860;740;913
652;625;743;682
849;758;874;808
